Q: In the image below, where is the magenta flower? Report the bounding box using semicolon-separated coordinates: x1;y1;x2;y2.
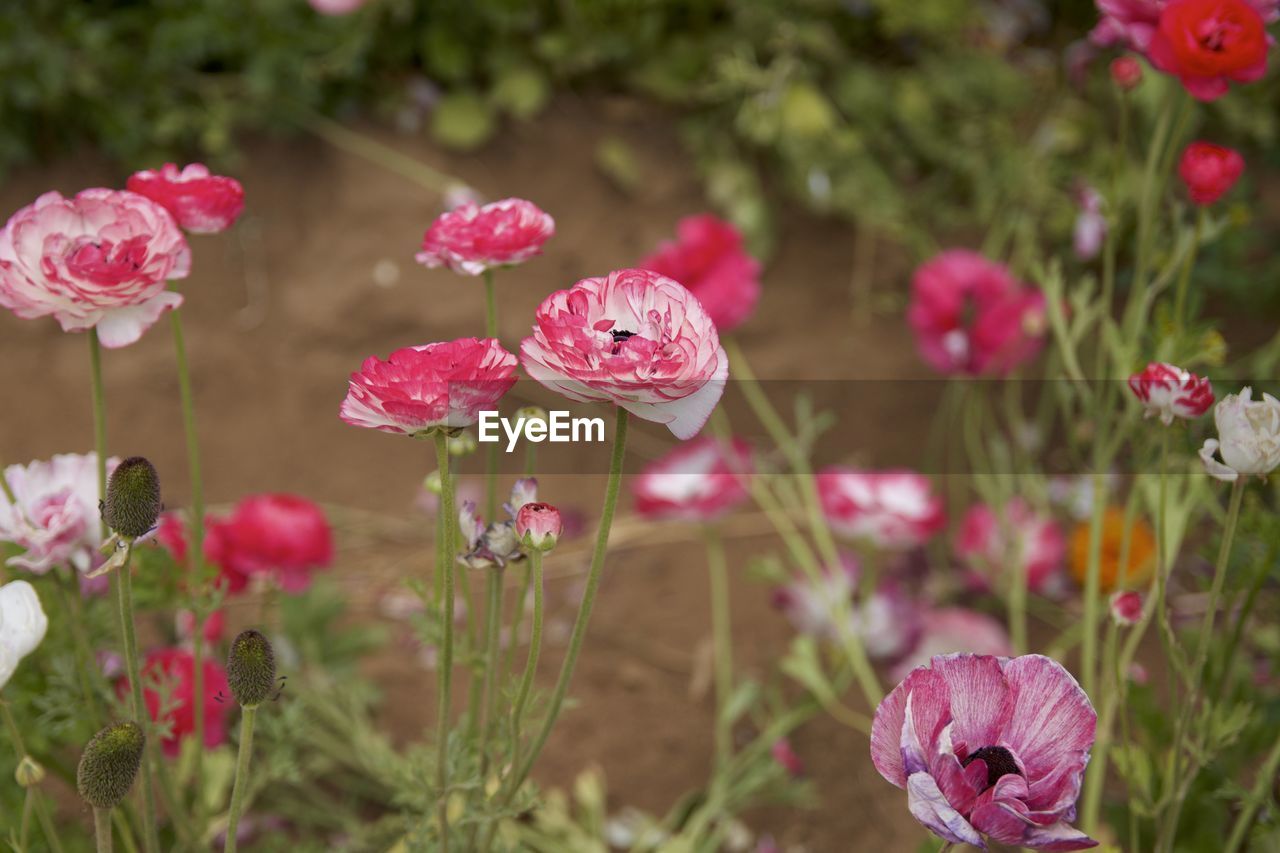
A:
907;250;1046;377
127;163;245;234
416;198;555;276
956;499;1066;595
1127;362;1214;425
515;502;563;551
871;654;1098;850
1090;0;1278;52
638;213;762;333
1110;590;1143;625
817;468;945;551
889;608;1012;683
520;268;728;440
771;739;805;778
341;337;518;436
206;494;334;594
1177;142;1245;206
632;436;751;521
0;189;191;348
0;453;118;574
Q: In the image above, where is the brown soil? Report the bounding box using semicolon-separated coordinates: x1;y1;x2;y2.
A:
0;97;935;850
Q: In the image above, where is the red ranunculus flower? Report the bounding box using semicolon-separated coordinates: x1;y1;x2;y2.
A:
208;495;334;594
119;648;230;757
127;164;245;234
1148;0;1270;100
1177;142;1245;205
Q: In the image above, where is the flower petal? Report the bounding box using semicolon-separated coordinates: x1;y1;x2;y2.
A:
998;655;1096;782
94;291;184;349
871;666;943;788
931;653;1013;752
907;772;986;848
1199;439;1238;482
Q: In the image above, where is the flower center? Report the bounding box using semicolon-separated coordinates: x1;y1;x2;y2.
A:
962;745;1022;790
609;328;636;354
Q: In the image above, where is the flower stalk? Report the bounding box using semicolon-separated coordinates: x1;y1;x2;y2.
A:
704;526;734;768
433;430;458;851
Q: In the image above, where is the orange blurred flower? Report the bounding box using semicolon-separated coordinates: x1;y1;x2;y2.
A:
1069;507;1156;592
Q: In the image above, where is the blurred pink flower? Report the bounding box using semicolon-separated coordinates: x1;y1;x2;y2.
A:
1128;362;1214;425
0;189;191;347
308;0;368;14
871;654;1097;850
907;250;1046;377
817;468;945;551
127;163;245;234
416;198;554;276
1073;185;1107;261
771;739;805;777
890;608;1013;682
638;214;762;333
176;609;226;647
956;499;1066;595
207;494;333;594
1109;54;1145;88
121;647;230;758
340;338;518;435
1177;142;1245;205
0;453;117;574
632;437;751;521
1148;0;1270;101
1110;590;1143;625
1090;0;1278;51
520;268;728;439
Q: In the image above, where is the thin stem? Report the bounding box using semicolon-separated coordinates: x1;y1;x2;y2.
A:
1223;727;1280;853
94;807;113;853
705;527;734;769
1080;469;1108;700
116;552;160;853
224;706;258;853
1172;210;1204;333
35;790;65;853
54;569;105;724
433;431;457;852
507;549;544;776
478;565;505;777
3;701;67;853
482;270;498;340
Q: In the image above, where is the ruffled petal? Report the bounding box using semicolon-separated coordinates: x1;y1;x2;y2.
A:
998;655;1096;782
907;772;986;848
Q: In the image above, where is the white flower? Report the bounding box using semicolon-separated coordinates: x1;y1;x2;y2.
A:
1200;388;1280;482
0;580;48;690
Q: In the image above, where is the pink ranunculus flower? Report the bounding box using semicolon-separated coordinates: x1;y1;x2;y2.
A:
632;436;752;521
416;198;555;276
638;214;762;333
514;502;562;551
1090;0;1279;51
520;268;729;440
956;499;1066;596
0;189;191;348
817;468;945;551
1110;590;1143;625
341;337;518;436
206;494;334;594
1177;142;1245;206
872;653;1098;850
0;453;118;574
889;608;1013;683
907;250;1047;377
127;163;245;235
1128;362;1214;425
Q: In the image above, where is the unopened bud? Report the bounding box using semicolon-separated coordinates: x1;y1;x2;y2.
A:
1109;56;1143;91
15;755;45;787
448;431;478;457
77;722;145;809
227;630;277;708
103;457;161;539
515;502;562;552
515;406;548;425
423;470;443;496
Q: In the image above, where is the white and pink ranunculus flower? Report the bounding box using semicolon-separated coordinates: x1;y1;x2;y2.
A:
1110;590;1143;626
956;499;1066;596
818;468;945;551
1127;362;1214;425
515;502;563;551
872;653;1098;851
340;337;518;436
1199;387;1280;481
889;608;1013;683
520;268;729;440
638;213;762;333
0;189;191;348
0;580;48;690
127;163;246;235
0;453;118;574
632;436;751;521
416;198;555;276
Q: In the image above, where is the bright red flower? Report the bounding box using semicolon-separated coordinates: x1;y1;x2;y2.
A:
632;437;752;521
416;198;555;276
1177;142;1245;205
127;164;245;234
156;512;250;595
638;214;762;333
209;495;334;594
1110;55;1146;88
1148;0;1269;100
1128;361;1214;423
119;648;230;757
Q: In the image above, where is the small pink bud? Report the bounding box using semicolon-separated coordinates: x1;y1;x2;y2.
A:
771;739;804;778
1109;56;1143;91
515;502;562;552
1110;590;1142;626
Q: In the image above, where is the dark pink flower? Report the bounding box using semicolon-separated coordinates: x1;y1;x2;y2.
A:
515;502;562;551
341;338;518;435
771;739;805;777
156;513;251;595
119;648;230;757
1110;54;1146;88
0;189;190;348
127;164;245;234
1110;591;1143;625
1149;0;1270;100
638;214;762;333
207;495;333;594
956;499;1066;595
632;437;751;521
416;198;554;276
1177;142;1245;205
520;269;728;439
907;251;1046;377
1128;362;1214;424
871;654;1098;850
817;468;945;551
176;609;225;647
890;608;1013;683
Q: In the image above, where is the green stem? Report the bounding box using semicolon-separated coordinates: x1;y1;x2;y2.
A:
1223;727;1280;853
115;553;160;853
508;549;545;778
224;706;257;853
478;565;505;778
94;808;113;853
35;790;65;853
1080;469;1108;701
1172;210;1204;333
54;569;105;725
2;701;66;853
433;431;457;852
705;527;734;769
482;270;498;340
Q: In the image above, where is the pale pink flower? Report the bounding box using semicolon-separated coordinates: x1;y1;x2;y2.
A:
0;453;118;574
127;164;245;234
638;214;762;333
1127;362;1214;425
890;608;1013;683
340;337;518;436
520;268;728;439
515;502;562;551
416;198;554;276
632;436;751;521
817;468;945;550
956;499;1066;595
1073;185;1107;261
872;654;1098;850
0;189;191;348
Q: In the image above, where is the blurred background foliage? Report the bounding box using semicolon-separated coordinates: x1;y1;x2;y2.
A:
2;0;1277;286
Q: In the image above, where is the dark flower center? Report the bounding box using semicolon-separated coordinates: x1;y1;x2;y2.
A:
962;745;1022;790
609;328;636;354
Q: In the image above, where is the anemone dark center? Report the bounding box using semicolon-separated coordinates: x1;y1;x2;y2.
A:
611;329;635;343
962;746;1022;790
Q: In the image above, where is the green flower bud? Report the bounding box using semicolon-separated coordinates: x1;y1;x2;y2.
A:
514;406;548;425
77;722;145;810
227;630;277;708
15;755;45;787
448;431;478;457
423;470;443;496
103;457;161;539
